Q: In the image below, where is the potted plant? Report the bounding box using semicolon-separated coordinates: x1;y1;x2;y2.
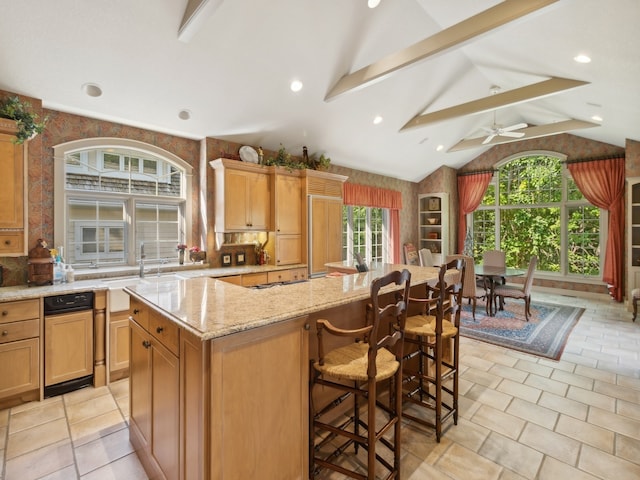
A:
0;96;48;144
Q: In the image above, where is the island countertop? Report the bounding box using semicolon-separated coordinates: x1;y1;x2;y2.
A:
125;263;442;341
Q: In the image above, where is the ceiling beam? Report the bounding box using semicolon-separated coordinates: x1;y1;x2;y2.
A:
401;77;589;131
324;0;560;101
178;0;224;43
447;119;600;152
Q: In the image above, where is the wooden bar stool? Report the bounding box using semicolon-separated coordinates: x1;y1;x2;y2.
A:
309;269;411;480
632;288;640;321
399;258;464;441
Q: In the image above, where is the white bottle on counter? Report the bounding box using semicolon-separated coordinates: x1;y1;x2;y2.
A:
65;264;75;283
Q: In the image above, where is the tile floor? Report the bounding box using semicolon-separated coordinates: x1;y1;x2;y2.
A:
0;291;639;479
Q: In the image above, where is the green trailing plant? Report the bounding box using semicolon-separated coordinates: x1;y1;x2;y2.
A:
264;144;331;171
0;96;48;144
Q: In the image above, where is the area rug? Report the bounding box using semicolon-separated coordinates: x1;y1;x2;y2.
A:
459;299;584;360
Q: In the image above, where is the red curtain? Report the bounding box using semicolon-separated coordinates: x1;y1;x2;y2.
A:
567;158;625;302
457;172;493;253
343;183;403;263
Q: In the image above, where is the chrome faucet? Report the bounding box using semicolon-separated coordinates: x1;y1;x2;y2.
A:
139;242;146;278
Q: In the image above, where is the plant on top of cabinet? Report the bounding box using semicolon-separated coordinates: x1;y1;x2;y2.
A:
0;96;48;144
263;144;331;171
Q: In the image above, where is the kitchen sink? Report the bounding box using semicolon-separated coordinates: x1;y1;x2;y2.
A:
105;274;187;312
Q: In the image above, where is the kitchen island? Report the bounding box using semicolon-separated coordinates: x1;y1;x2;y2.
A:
124;263;442;480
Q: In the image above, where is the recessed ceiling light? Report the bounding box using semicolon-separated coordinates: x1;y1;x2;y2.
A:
82;83;102;97
290;79;303;92
574;54;591;64
368;0;381;8
373;115;383;125
591;115;603;122
178;109;191;120
436;145;444;152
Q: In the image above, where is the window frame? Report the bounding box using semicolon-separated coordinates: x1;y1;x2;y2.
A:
342;205;390;265
470;151;606;280
53;138;193;269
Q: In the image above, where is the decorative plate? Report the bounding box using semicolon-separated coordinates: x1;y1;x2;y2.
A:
239;146;259;163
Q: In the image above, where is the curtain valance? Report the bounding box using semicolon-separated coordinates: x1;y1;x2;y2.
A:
343;183;402;210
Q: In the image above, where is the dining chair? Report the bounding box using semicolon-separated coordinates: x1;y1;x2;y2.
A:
309;269;411;479
400;258;464;442
419;248;435;267
483;249;506;311
446;254;487;320
494;255;538;321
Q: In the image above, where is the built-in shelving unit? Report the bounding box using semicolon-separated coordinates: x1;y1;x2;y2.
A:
627;177;640;308
418;193;448;265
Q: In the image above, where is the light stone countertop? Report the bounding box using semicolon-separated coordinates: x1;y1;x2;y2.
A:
124;264;443;341
0;264;306;303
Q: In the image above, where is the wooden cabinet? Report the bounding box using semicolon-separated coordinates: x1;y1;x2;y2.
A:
272;170;302;265
627;177;640;308
302;170;347;277
45;309;94;387
267;267;307;284
109;310;130;381
418;193;449;265
130;310;180;480
309;196;343;277
210;316;309;479
0;119;27;255
0;299;40;403
211;158;271;232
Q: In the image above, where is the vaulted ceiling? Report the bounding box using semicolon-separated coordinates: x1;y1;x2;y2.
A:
0;0;638;182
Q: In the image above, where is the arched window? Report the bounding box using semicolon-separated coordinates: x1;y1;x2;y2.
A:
472;152;604;278
53;138;193;269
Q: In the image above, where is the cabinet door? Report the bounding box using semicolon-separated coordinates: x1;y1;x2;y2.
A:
274;174;301;234
210;316;309;479
109;313;130;377
275;234;302;265
310;197;343;275
224;169;251;230
0;338;39;398
44;311;94;386
151;340;180;480
0;133;24;229
247;172;271;230
130;321;152;447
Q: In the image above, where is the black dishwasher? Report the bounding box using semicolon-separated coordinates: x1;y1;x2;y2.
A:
43;292;95;397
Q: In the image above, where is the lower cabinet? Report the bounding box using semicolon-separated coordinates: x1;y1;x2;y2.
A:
129;315;180;480
129;299;309;480
0;299;40;406
109;311;130;381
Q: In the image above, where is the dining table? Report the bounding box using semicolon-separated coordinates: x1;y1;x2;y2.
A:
475;265;527;316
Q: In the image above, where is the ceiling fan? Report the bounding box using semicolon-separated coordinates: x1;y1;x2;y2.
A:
480;86;527;144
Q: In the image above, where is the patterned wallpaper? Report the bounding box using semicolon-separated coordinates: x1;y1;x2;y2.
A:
1;88;638;295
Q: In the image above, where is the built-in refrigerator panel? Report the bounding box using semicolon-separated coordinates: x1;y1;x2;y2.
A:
308;195;343;278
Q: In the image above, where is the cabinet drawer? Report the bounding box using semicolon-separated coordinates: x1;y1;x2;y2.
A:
0;231;24;255
0;319;39;344
241;272;268;287
268;269;294;283
0;299;39;324
149;311;179;357
130;298;149;331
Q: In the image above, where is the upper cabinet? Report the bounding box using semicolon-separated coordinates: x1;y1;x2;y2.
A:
418;193;449;266
272;169;303;265
211;159;271;232
0;119;27;256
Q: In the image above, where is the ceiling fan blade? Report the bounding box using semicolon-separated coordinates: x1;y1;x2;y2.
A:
499;131;526;138
502;122;528;132
482;134;497;145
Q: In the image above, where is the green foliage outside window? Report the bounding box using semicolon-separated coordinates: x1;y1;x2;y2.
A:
473;155;601;276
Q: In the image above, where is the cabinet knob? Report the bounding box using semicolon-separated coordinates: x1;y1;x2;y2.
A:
142;340;151;349
4;240;10;245
1;310;7;316
156;326;164;334
133;309;140;314
1;330;8;336
304;324;310;331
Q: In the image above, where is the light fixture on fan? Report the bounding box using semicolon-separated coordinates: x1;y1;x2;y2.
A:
368;0;381;8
